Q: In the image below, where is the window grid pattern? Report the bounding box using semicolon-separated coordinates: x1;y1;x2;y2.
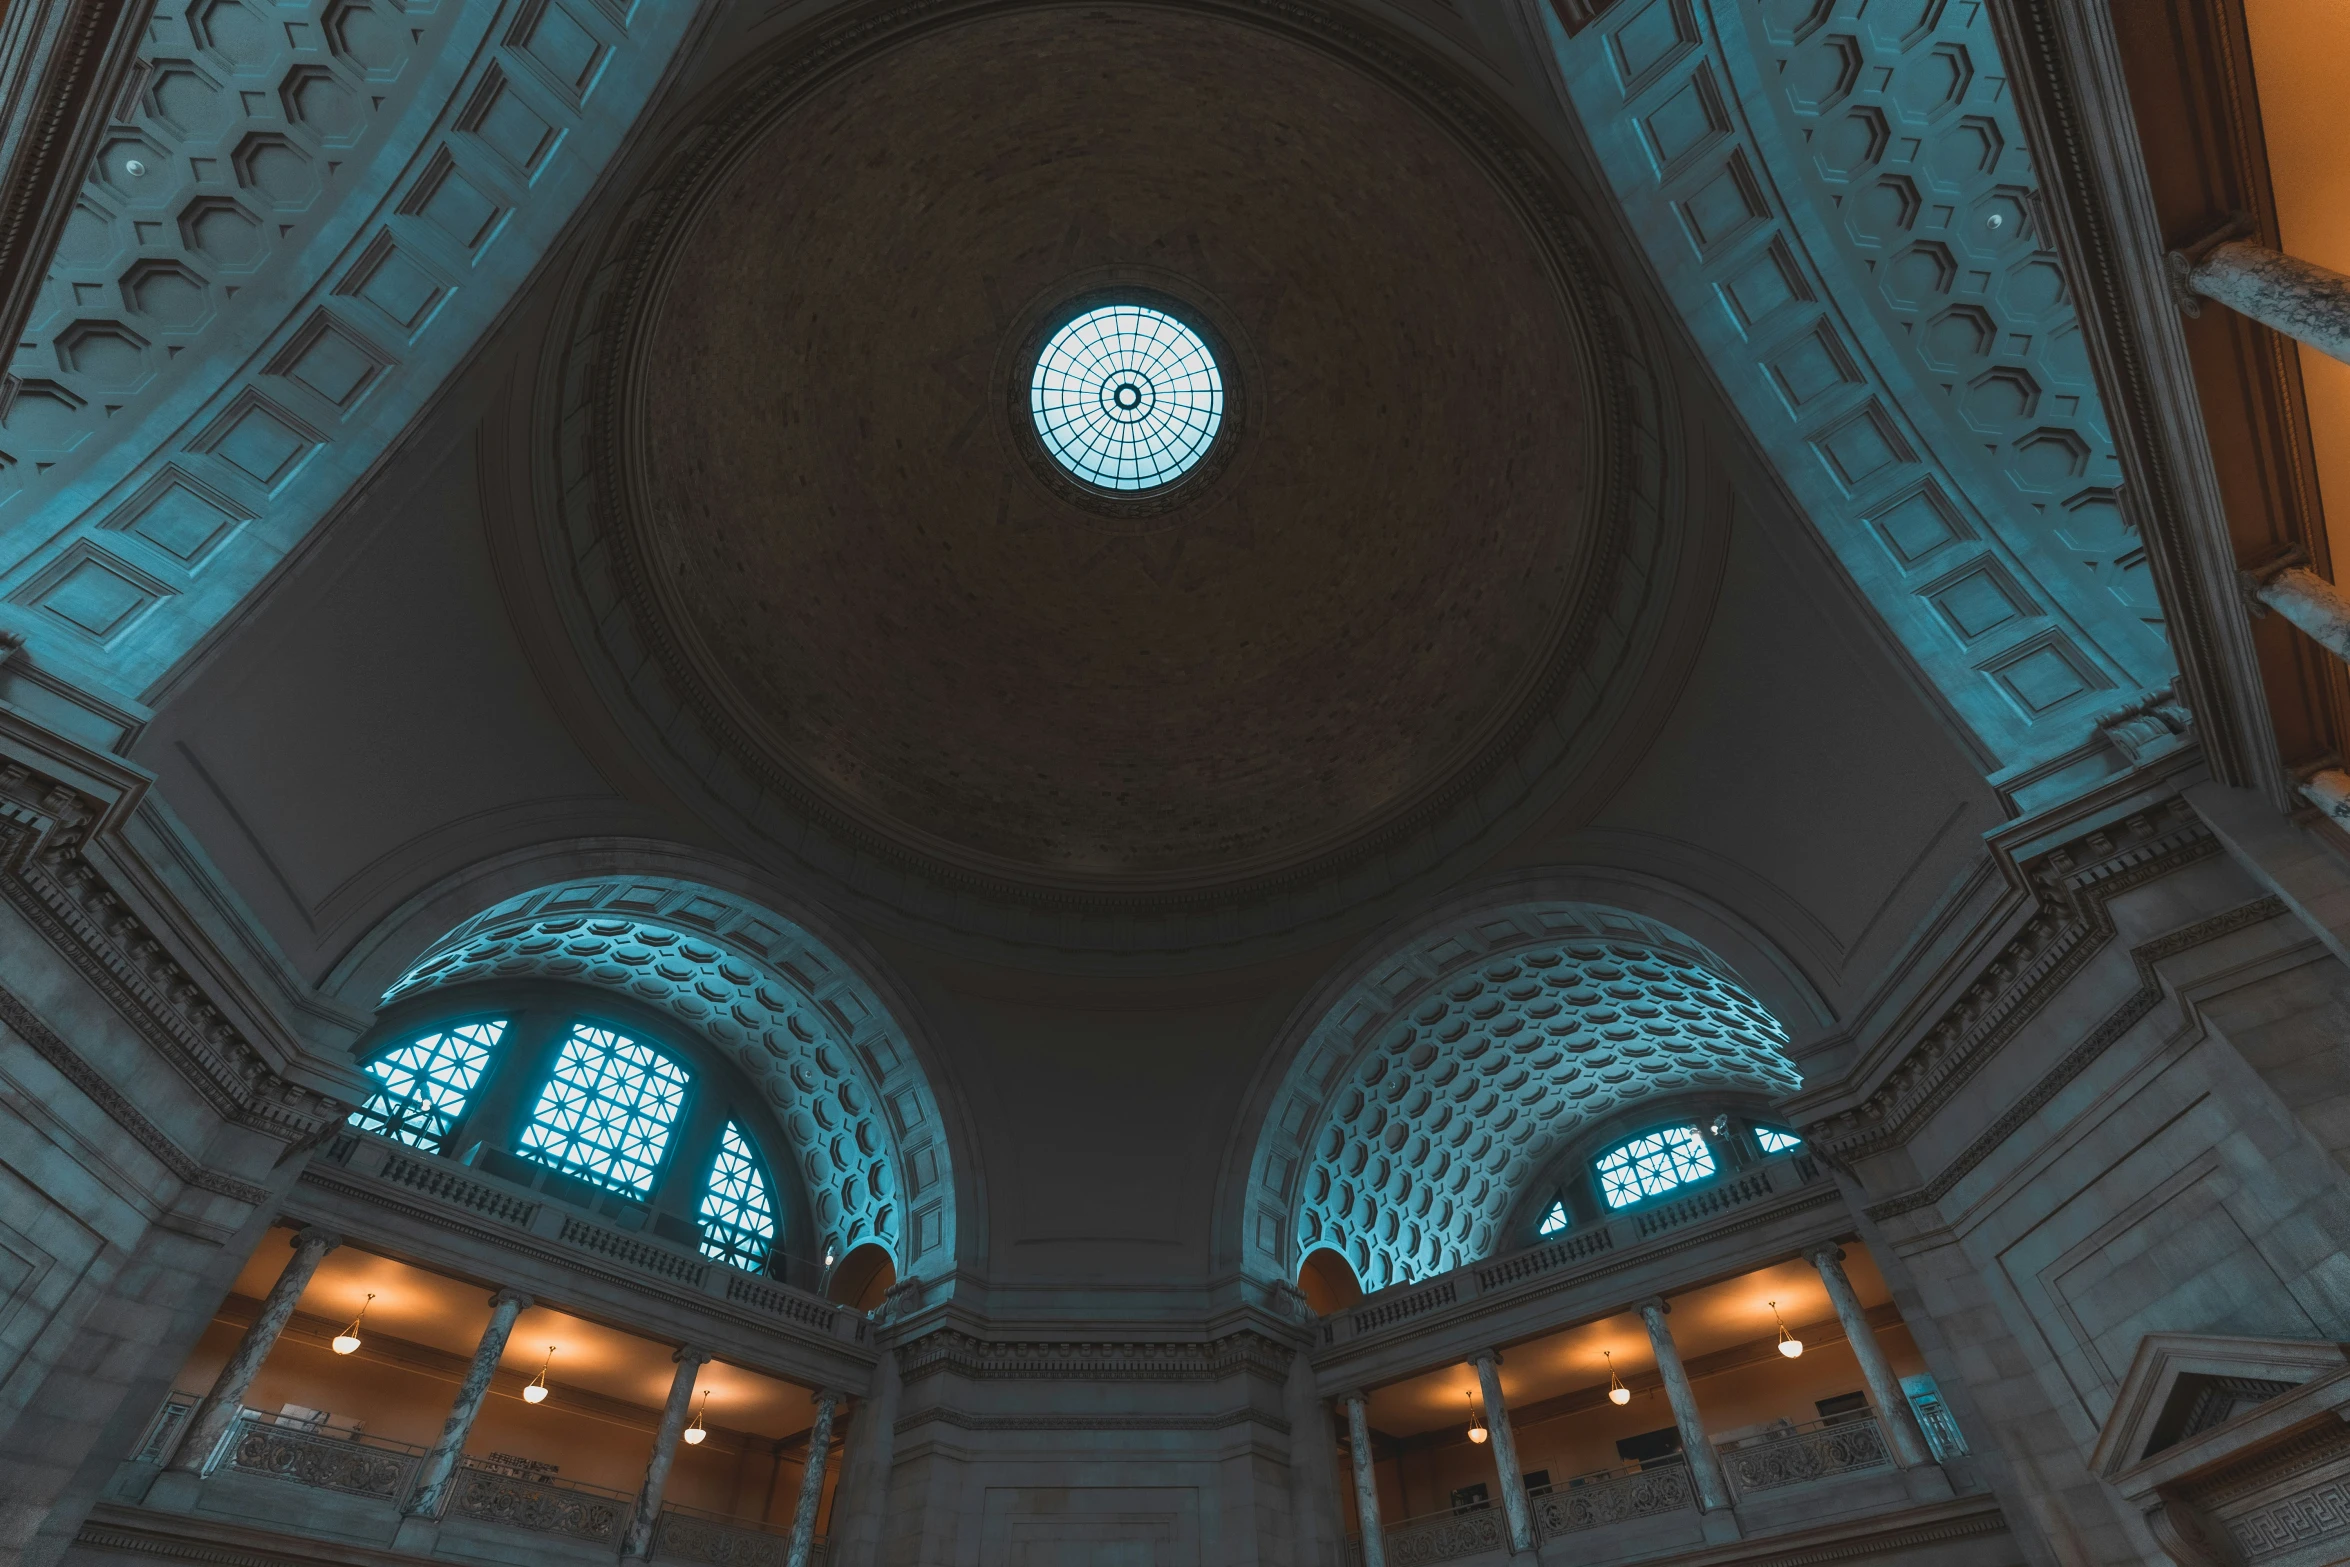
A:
347;1021;506;1150
1030;305;1222;490
1596;1125;1717;1209
518;1025;690;1197
1755;1126;1803;1154
698;1121;777;1270
1537;1200;1570;1237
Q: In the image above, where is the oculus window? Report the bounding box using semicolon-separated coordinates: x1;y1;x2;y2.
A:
1030;304;1222;491
348;1020;505;1150
518;1024;691;1197
698;1121;777;1269
1755;1126;1803;1154
1596;1125;1717;1209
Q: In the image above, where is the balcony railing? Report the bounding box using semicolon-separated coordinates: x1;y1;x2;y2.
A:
654;1500;825;1567
219;1413;426;1501
441;1457;633;1544
1719;1414;1894;1495
1530;1459;1696;1534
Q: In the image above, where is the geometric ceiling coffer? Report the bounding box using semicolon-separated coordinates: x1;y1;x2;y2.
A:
1245;902;1797;1296
382;879;957;1277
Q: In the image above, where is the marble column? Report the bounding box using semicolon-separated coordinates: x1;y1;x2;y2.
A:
1342;1392;1388;1567
1471;1352;1534;1555
1638;1296;1730;1511
1808;1246;1933;1468
403;1288;532;1515
2257;566;2350;664
786;1388;845;1567
165;1228;339;1474
621;1346;710;1558
2183;240;2350;365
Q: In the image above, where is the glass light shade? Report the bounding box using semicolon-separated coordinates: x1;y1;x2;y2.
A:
523;1383;549;1404
1778;1337;1804;1359
683;1426;707;1445
331;1332;361;1355
1467;1424;1489;1444
1609;1385;1631;1406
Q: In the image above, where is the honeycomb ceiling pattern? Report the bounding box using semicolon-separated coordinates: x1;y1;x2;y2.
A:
384;882;955;1275
1256;906;1797;1294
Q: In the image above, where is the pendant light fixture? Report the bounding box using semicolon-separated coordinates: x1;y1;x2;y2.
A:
1466;1390;1488;1445
524;1345;555;1404
683;1392;709;1445
1770;1301;1804;1359
331;1293;374;1355
1604;1349;1631;1406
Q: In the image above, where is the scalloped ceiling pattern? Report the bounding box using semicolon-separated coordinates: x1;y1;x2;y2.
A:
384;883;954;1273
1268;909;1797;1295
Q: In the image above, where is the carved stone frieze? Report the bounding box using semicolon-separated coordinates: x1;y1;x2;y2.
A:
0;756;347;1157
896;1329;1292;1383
895;1406;1289;1435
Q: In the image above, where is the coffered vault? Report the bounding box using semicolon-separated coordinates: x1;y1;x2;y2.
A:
381;879;957;1280
1246;903;1797;1295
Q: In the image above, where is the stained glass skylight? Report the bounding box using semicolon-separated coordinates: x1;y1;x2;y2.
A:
1596;1125;1717;1209
1030;304;1222;491
698;1121;777;1270
517;1024;690;1197
348;1020;506;1150
1755;1126;1804;1154
1538;1200;1570;1237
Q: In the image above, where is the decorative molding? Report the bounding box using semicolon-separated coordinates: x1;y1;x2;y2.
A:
1808;797;2223;1168
0;756;345;1150
894;1405;1289;1436
0;976;269;1205
896;1329;1293;1383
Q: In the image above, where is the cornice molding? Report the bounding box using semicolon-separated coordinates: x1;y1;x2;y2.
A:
895;1405;1288;1435
896;1328;1293;1383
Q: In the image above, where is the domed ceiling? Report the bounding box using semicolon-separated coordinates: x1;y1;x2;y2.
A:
558;0;1685;932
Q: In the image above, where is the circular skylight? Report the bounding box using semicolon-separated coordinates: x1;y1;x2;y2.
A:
1029;304;1224;491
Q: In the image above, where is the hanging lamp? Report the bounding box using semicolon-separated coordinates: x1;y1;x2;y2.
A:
331;1293;374;1355
525;1345;555;1404
1466;1389;1488;1445
1604;1349;1631;1406
1770;1300;1804;1359
684;1392;709;1445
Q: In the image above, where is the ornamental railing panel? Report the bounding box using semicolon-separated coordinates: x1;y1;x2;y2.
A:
1721;1416;1892;1495
653;1503;817;1567
1530;1460;1696;1536
444;1459;631;1543
221;1414;422;1500
1356;1505;1509;1567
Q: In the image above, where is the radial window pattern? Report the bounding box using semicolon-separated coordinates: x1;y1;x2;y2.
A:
699;1121;777;1270
518;1024;691;1197
1030;304;1222;490
1597;1125;1717;1208
1538;1200;1571;1237
1755;1126;1804;1154
348;1020;506;1150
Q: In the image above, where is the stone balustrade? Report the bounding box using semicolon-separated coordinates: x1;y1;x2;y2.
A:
219;1413;426;1502
1718;1414;1895;1496
1530;1459;1698;1535
440;1458;633;1545
653;1500;826;1567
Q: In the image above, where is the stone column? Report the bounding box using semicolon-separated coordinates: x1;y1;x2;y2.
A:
1638;1297;1730;1511
1342;1392;1388;1567
621;1346;710;1558
2257;566;2350;664
1808;1246;1933;1468
1471;1352;1534;1555
826;1350;900;1566
786;1388;845;1567
2181;240;2350;365
403;1289;531;1515
165;1228;339;1474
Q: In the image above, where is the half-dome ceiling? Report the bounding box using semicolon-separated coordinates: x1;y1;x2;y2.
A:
613;3;1622;897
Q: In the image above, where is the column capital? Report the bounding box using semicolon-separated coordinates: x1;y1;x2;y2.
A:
291;1226;342;1253
1336;1388;1370;1410
488;1287;534;1312
673;1345;713;1368
1472;1347;1504;1368
814;1386;848;1409
1636;1294;1670;1318
1807;1242;1849;1269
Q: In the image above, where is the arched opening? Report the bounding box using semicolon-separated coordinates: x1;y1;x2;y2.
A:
1297;1247;1365;1316
826;1243;896;1311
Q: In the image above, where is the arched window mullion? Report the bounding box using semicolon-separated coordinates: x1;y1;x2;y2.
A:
698;1121;778;1272
515;1022;692;1199
441;1008;569;1165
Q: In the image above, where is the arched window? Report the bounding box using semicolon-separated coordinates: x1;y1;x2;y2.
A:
1537;1199;1571;1237
1755;1126;1803;1154
517;1023;691;1197
348;1020;506;1150
698;1121;777;1269
1595;1124;1716;1208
